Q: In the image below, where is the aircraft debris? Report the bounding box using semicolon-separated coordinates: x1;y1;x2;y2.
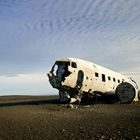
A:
48;57;139;104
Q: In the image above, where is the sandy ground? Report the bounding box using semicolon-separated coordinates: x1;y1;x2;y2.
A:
0;95;139;140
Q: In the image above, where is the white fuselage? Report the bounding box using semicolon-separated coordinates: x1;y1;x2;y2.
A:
60;57;132;93
48;57;138;103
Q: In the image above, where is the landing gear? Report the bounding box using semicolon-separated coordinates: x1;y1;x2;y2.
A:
59;90;70;102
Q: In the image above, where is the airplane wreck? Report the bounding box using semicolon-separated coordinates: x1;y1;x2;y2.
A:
47;57;139;104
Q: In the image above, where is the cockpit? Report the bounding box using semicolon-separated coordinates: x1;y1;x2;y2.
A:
48;60;77;89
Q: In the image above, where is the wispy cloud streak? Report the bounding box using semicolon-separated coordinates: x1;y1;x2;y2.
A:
0;0;140;94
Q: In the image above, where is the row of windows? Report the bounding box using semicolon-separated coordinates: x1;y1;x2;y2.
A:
95;72;121;83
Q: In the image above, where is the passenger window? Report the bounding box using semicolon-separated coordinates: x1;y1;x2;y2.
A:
102;74;105;82
113;78;116;82
108;76;111;80
71;62;77;68
95;72;99;77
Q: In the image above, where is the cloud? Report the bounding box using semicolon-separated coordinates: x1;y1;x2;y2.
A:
0;0;140;95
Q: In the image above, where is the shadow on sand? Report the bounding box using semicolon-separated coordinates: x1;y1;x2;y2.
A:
0;98;114;107
0;99;62;107
0;95;136;107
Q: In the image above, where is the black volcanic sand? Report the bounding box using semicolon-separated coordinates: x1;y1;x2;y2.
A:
0;96;139;140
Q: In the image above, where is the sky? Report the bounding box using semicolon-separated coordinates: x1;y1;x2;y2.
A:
0;0;140;95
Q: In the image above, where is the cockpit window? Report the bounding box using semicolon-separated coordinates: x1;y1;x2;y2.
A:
71;62;77;68
52;61;71;81
56;61;70;66
52;64;58;76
